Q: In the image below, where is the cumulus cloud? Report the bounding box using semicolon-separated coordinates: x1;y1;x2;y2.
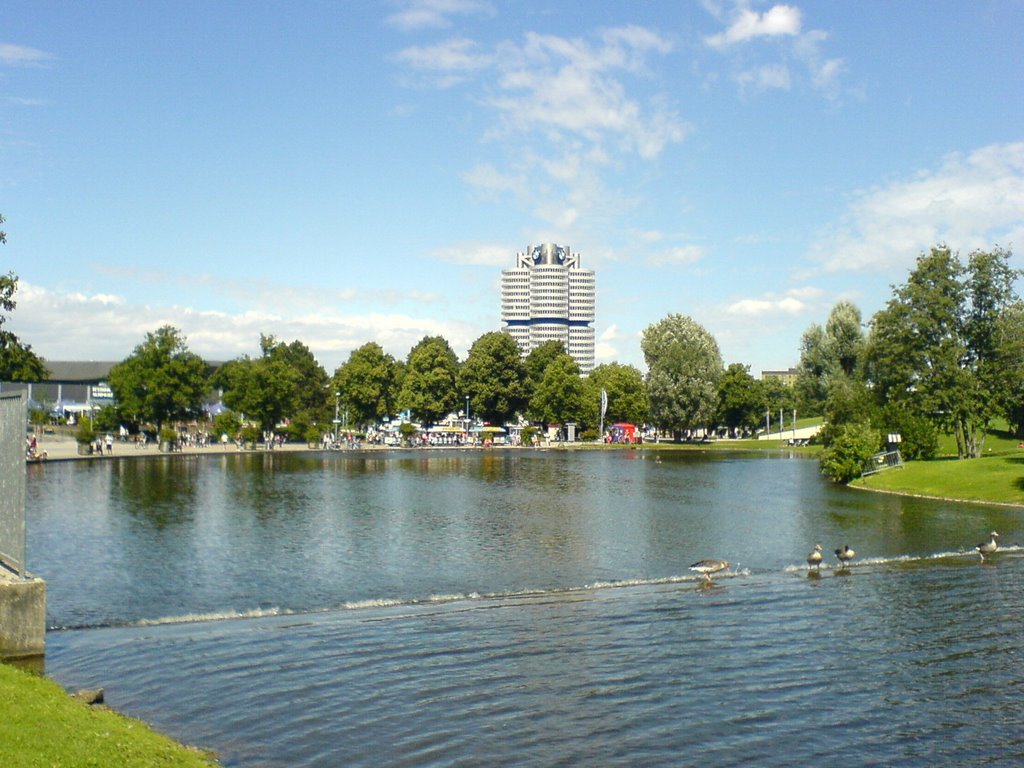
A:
807;142;1024;273
10;282;481;370
595;323;624;363
704;3;844;98
385;0;494;32
724;286;820;317
705;4;802;48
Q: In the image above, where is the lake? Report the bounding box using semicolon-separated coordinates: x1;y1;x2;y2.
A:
26;449;1024;766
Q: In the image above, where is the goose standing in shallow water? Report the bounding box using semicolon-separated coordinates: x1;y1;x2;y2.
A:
834;545;855;569
689;559;729;583
807;544;823;570
976;531;999;561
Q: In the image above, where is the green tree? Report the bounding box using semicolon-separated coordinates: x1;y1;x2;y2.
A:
820;421;881;484
642;314;723;440
262;336;330;429
0;214;49;381
865;245;1021;458
214;338;304;438
108;325;208;431
333;342;400;428
584;362;648;429
795;300;865;415
817;376;878;447
995;305;1024;438
716;363;763;437
457;332;526;426
527;353;587;430
522;339;566;402
398;335;459;426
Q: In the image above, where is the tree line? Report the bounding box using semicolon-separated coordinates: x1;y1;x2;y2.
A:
803;245;1023;481
3;212;1021;477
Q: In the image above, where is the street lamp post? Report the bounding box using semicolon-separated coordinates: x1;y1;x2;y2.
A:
333;391;341;447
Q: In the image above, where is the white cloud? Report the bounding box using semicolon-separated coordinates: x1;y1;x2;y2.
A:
385;0;494;32
0;43;52;66
736;63;791;92
595;323;623;363
808;142;1024;273
432;241;514;266
489;29;688;159
647;245;708;266
704;4;845;99
723;287;817;317
462;163;529;199
394;37;492;86
705;4;802;48
10;282;482;371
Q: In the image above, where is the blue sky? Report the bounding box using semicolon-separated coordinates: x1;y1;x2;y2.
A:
2;0;1023;375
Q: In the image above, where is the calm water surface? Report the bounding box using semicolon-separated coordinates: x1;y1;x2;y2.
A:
25;450;1024;766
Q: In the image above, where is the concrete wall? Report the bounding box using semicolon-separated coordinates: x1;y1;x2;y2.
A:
0;576;46;659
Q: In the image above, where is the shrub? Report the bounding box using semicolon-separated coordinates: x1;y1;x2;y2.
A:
75;423;96;445
820;421;881;484
880;406;938;460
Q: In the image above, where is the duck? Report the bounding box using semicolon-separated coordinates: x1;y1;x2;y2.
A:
976;531;999;561
689;559;730;583
807;544;823;570
834;545;856;569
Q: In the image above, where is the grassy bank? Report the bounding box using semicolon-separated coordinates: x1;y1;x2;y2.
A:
0;663;217;767
853;452;1024;506
852;423;1024;506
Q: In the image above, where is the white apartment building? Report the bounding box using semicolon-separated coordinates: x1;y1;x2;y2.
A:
500;243;596;374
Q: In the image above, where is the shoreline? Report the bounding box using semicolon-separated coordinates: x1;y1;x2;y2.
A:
29;435;1019;509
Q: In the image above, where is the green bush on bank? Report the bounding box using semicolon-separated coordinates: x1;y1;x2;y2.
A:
0;663;217;767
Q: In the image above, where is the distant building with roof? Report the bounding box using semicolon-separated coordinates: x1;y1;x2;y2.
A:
1;360;224;417
761;368;799;387
0;361;119;414
500;243;596;374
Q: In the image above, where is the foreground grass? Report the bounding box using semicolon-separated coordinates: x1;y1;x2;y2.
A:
853;452;1024;506
0;663;217;768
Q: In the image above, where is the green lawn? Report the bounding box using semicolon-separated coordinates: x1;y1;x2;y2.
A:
854;451;1024;506
0;663;217;768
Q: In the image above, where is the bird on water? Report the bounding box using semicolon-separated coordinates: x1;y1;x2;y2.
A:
689;559;730;583
807;544;823;570
834;545;855;569
976;531;999;561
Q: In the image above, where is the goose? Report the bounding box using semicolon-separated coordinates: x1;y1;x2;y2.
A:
807;544;823;570
689;559;730;583
976;531;999;561
834;545;855;569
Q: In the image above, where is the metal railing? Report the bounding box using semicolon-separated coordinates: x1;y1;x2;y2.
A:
0;391;27;577
862;449;904;477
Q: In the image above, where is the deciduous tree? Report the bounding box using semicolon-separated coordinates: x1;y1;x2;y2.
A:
108;326;208;431
398;335;459;426
0;213;48;381
642;314;723;440
527;353;587;429
865;245;1021;458
333;342;400;429
585;362;648;429
716;363;763;437
457;332;526;426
